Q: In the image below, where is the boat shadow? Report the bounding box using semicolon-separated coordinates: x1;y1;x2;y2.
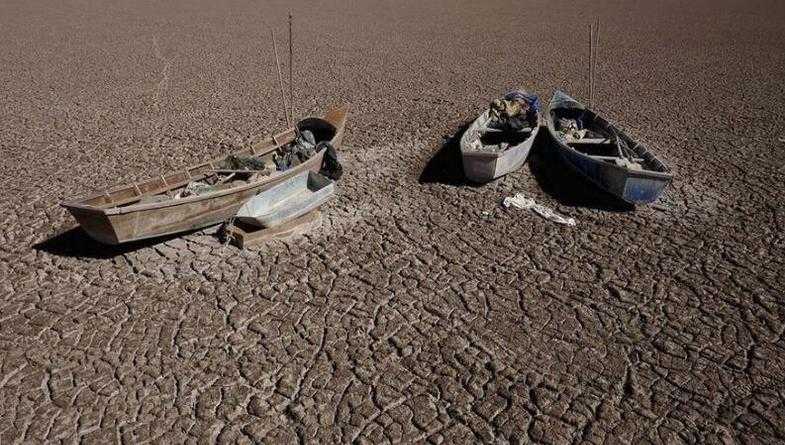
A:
527;131;634;212
33;226;196;259
418;119;482;187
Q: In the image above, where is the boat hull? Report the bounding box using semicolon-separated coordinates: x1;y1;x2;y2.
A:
62;105;347;244
545;91;672;205
462;130;538;183
68;159;324;244
460;109;540;183
236;171;335;229
553;141;672;204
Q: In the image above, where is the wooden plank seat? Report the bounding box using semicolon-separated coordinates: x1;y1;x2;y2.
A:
567;138;613;144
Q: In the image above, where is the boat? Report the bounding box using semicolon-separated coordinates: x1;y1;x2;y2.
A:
225;210;321;249
545;91;672;204
61;105;348;244
460;91;542;183
235;171;335;228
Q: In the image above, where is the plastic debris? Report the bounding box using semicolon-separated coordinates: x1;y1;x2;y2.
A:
274;130;317;171
318;141;343;180
502;193;576;226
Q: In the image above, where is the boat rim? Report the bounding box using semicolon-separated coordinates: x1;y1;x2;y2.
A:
63;171;307;215
460;108;542;157
544;105;673;179
546;124;674;179
61;106;348;216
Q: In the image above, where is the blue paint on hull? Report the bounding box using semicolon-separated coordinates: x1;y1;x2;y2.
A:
546;90;673;206
622;176;670;204
557;142;671;205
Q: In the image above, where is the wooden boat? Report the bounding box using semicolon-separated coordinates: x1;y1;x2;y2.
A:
61;105;348;244
235;171;335;228
460;104;541;183
225;210;321;249
545;91;672;204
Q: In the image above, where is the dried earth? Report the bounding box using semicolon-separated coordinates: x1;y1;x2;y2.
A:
2;0;785;443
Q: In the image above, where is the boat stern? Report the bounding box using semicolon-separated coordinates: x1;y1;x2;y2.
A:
462;151;499;183
61;203;121;245
322;104;349;148
622;174;673;204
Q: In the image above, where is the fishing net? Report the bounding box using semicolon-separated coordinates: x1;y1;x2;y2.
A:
505;89;541;113
174;181;215;199
274;130;317;171
550;90;607;140
219;155;267;171
267;129;343;180
488;89;540;132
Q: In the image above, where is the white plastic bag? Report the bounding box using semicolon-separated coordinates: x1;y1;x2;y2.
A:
502;193;576;226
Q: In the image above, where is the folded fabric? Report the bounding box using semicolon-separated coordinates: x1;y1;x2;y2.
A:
502;193;577;226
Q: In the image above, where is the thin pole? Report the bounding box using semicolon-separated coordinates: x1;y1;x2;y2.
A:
288;13;294;124
594;18;600;110
271;29;290;126
589;22;593;108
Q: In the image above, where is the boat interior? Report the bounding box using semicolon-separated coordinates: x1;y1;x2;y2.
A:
550;107;667;173
70;118;337;210
480;127;533;147
476;110;538;152
237;171;333;220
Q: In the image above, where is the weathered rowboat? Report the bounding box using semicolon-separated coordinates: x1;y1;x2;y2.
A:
61;105;348;244
235;171;335;228
460;92;541;183
545;91;672;204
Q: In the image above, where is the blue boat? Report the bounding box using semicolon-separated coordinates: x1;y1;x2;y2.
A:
545;91;673;205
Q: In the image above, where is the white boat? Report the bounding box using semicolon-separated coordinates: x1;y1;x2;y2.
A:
235;171;335;228
460;92;541;183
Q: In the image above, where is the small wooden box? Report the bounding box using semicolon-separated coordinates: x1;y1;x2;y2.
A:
224;210;320;248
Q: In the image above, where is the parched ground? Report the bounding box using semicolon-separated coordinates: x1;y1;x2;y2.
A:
1;0;784;443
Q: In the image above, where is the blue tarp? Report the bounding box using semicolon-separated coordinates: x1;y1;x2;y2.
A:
504;89;541;114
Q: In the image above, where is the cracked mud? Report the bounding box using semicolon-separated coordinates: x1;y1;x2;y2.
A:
2;0;785;443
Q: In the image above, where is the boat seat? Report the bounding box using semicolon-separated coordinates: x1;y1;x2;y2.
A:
589;155;645;163
211;169;265;175
483;127;532;134
568;138;612;145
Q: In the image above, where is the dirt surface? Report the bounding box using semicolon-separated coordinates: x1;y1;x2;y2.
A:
2;0;785;443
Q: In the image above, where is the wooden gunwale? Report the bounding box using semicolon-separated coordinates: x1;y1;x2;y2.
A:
552;131;673;179
545;99;672;179
462;150;503;160
60;127;304;213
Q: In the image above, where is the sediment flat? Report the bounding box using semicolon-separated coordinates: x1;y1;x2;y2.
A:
1;0;784;442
